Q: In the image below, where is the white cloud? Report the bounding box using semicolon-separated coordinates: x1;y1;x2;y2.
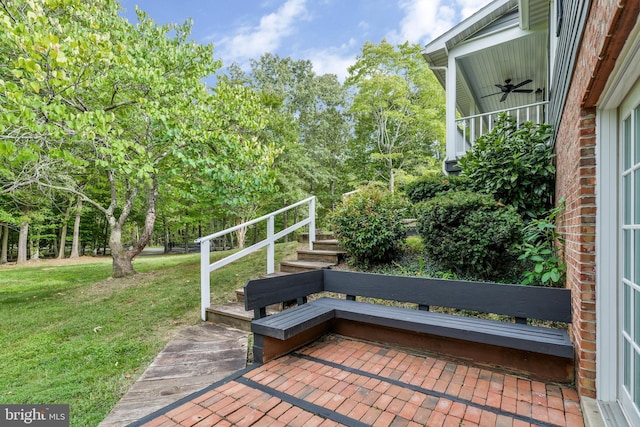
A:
386;0;455;45
214;0;309;67
306;47;357;82
457;0;493;19
386;0;493;45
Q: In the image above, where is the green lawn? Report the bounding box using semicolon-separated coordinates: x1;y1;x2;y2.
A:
0;242;297;427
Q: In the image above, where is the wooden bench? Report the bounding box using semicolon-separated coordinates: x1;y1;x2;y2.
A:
245;269;574;382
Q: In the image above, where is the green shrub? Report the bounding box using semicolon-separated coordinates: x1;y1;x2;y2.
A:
519;199;566;287
330;184;407;267
404;235;425;254
404;173;469;204
417;191;523;280
458;113;555;219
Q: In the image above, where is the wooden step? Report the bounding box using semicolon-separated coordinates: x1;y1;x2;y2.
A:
205;303;254;331
235;288;245;303
297;249;345;264
280;260;335;273
206;302;280;331
312;239;341;251
298;232;334;243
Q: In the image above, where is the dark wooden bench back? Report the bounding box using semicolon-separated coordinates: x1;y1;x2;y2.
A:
323;270;572;323
244;270;324;317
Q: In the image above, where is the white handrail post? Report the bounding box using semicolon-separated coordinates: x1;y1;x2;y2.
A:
267;215;275;275
200;239;210;321
308;197;316;250
470;117;475;147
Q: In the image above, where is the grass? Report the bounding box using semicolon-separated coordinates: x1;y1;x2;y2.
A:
0;242;297;427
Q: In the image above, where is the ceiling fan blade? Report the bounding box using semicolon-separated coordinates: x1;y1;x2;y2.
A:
481;92;503;98
512;79;532;89
500;92;509;102
512;89;533;93
495;84;506;90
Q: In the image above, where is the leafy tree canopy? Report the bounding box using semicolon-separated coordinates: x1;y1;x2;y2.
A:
346;40;445;192
0;0;277;276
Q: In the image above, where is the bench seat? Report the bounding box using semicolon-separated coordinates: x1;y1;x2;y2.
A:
251;303;334;340
309;297;573;359
245;270;574;381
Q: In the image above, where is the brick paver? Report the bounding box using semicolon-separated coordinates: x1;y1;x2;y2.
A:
138;335;584;427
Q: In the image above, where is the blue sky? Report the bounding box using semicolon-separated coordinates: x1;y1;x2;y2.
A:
119;0;492;81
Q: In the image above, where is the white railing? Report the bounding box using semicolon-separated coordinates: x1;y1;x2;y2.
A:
341;189;360;199
455;101;549;156
195;196;316;320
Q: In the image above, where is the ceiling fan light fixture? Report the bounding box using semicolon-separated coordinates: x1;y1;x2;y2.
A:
482;78;533;102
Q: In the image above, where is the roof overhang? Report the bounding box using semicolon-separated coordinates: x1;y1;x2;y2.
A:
423;0;518;88
423;0;549;116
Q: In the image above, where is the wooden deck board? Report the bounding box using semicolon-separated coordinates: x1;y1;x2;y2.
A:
98;323;248;427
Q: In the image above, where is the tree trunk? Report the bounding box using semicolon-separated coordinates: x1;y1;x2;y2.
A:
183;223;189;253
57;199;73;259
228;221;234;249
109;223;136;277
17;221;28;264
236;222;247;249
108;177;159;278
222;218;227;249
30;233;40;260
58;222;69;258
102;220;108;255
0;223;8;264
70;198;82;258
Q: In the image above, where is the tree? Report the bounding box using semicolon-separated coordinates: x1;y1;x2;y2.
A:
0;194;16;264
227;55;352;216
0;188;47;264
346;41;445;192
69;197;82;258
56;196;73;259
0;223;7;264
1;1;277;276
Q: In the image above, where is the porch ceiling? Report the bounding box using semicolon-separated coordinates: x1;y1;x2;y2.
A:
457;31;548;114
424;0;549;117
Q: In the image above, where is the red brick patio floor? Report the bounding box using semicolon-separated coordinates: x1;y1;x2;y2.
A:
133;335;584;427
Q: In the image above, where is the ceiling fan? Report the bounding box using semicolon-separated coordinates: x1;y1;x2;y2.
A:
481;78;533;102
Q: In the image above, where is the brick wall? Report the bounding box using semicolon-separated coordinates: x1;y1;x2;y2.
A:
555;106;597;398
554;0;629;399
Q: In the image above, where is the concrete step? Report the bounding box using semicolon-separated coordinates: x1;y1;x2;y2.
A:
280;260;335;273
297;249;345;264
312;239;341;251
